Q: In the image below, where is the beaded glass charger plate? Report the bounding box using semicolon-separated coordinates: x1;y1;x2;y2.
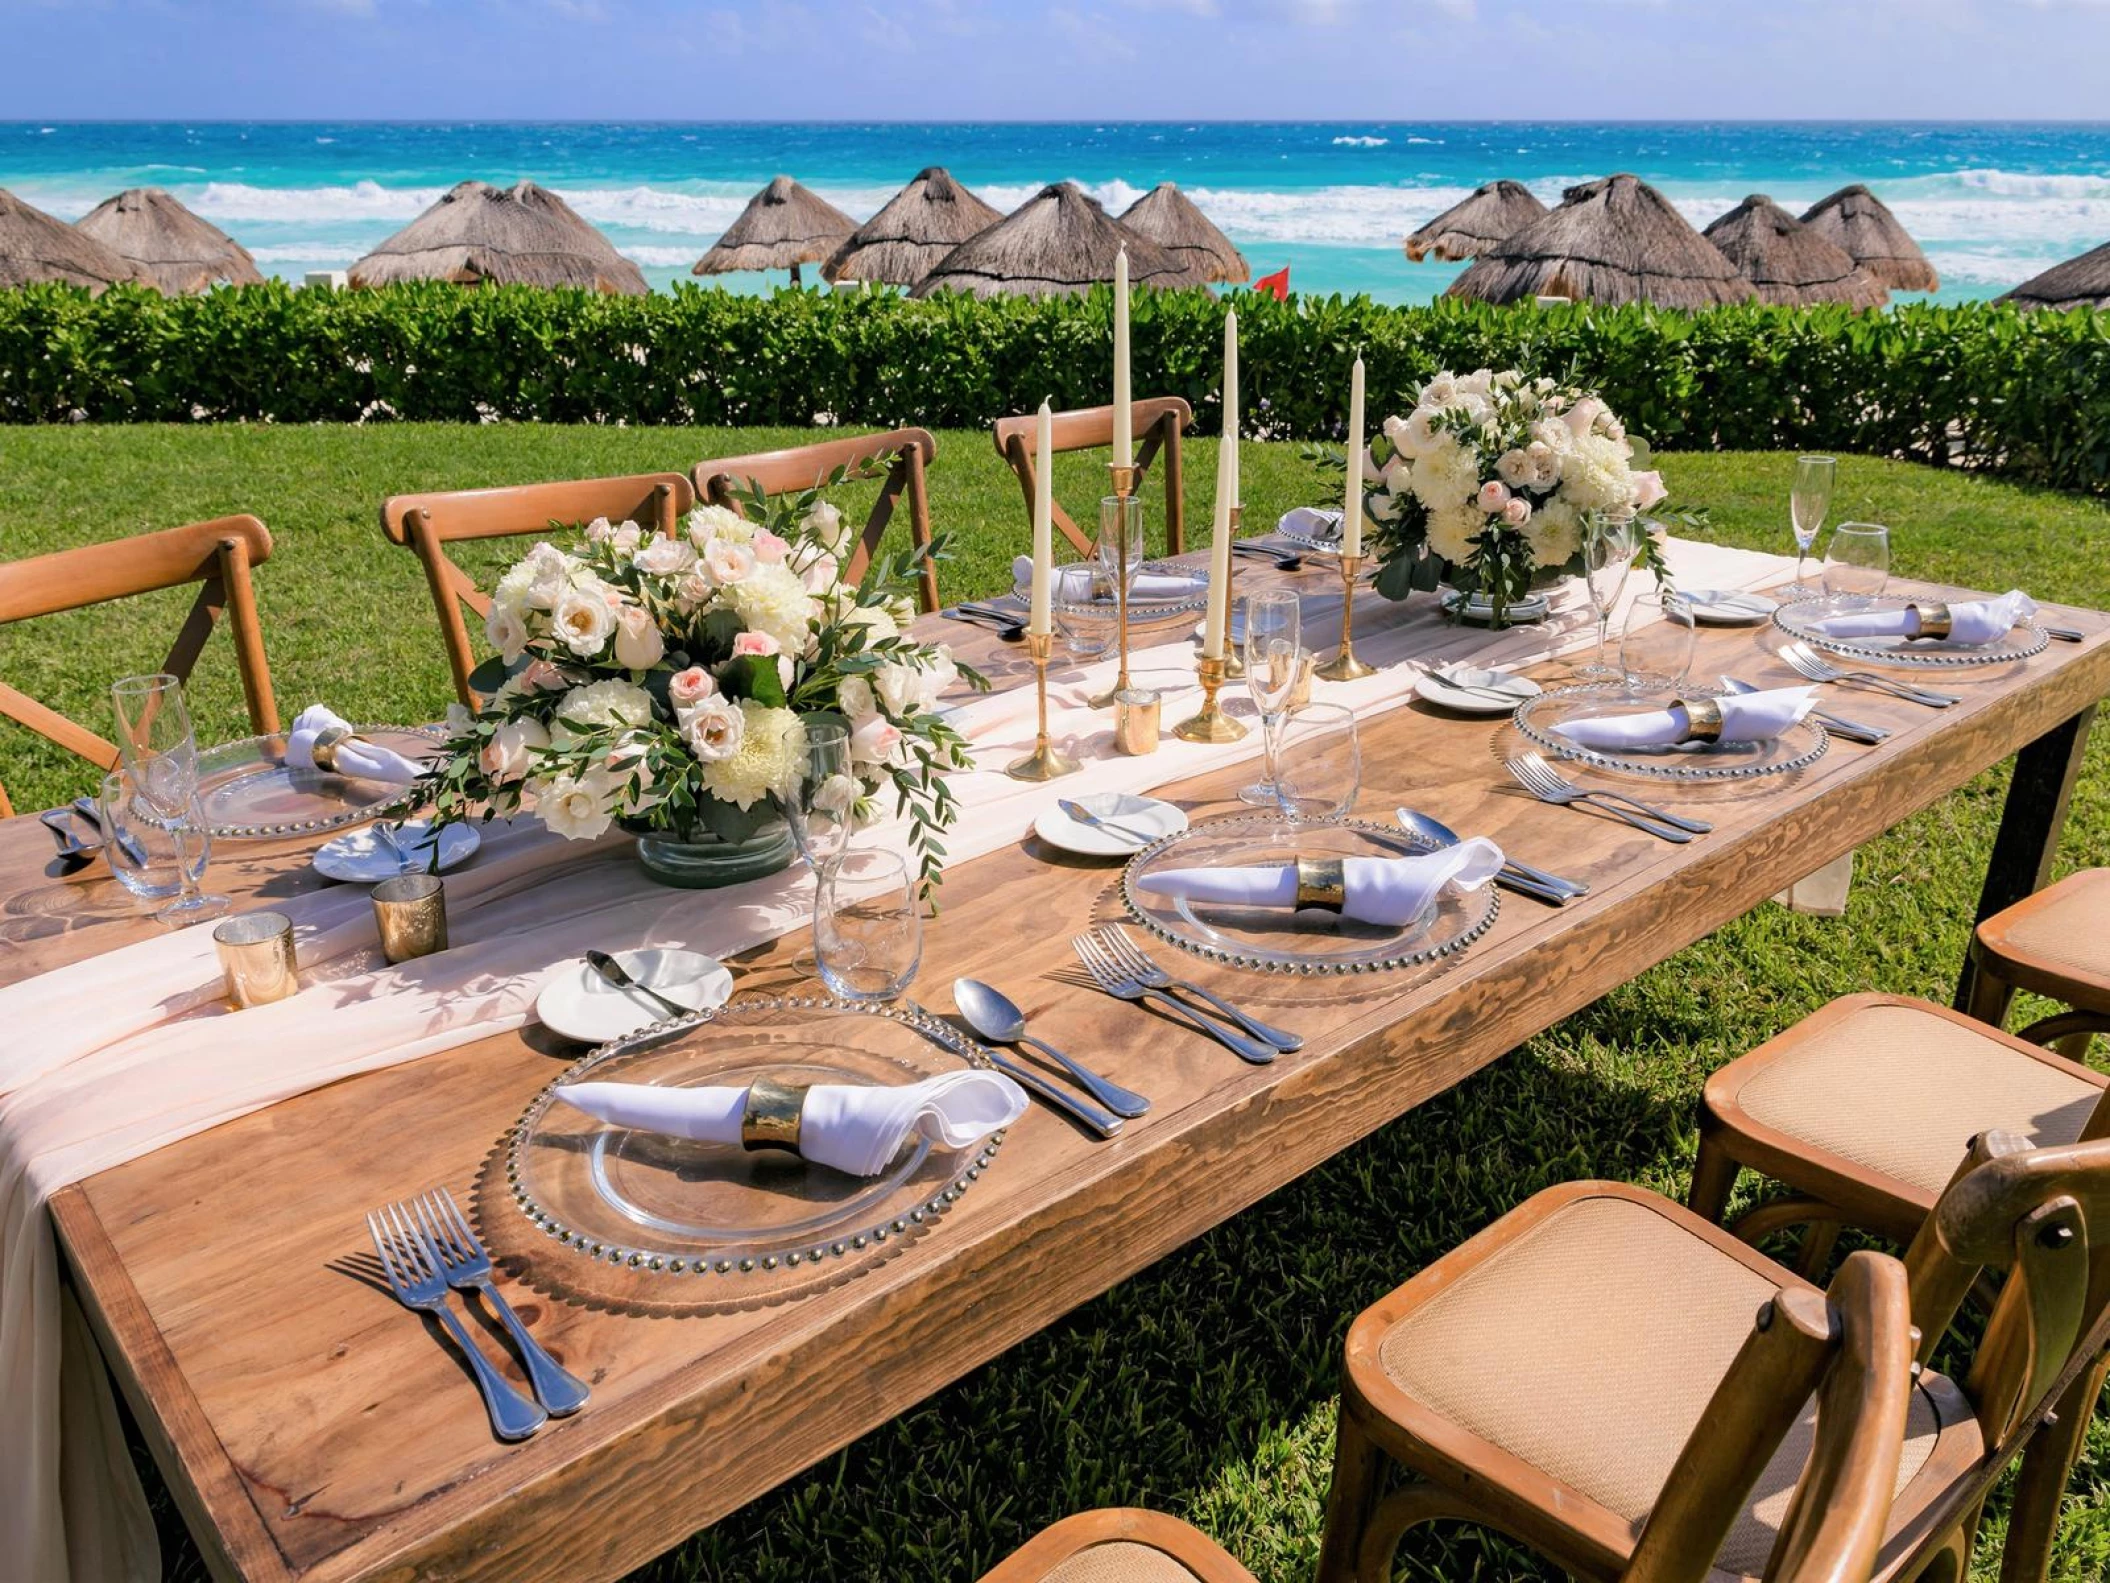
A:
1013;559;1210;629
501;997;1005;1307
1514;682;1830;783
1120;814;1498;975
1772;593;2048;669
197;726;441;839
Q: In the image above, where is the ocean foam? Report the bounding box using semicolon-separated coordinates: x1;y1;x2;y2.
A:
1333;136;1389;148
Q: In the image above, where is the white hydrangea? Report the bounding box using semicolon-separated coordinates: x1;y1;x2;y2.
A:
700;702;807;810
1558;433;1636;514
1527;499;1584;568
728;561;817;652
684;504;751;550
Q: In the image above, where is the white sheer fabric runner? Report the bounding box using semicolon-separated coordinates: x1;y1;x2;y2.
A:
0;537;1790;1581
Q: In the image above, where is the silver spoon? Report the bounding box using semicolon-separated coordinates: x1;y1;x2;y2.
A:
1394;805;1588;902
953;978;1151;1118
1057;799;1158;846
584;950;693;1021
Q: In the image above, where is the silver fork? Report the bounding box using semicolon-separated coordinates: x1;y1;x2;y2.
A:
1508;751;1712;833
1780;641;1960;709
367;1203;547;1441
1504;755;1693;844
415;1189;589;1416
1094;926;1304;1052
1071;933;1279;1065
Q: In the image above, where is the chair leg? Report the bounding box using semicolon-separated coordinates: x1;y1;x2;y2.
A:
1998;1347;2110;1583
1961;943;2019;1032
1687;1132;1741;1224
1316;1403;1389;1583
1728;1195;1836;1250
1795;1218;1842;1281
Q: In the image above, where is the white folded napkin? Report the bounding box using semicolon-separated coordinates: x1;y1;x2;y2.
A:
1553;686;1817;751
284;704;427;783
1813;589;2035;645
553;1070;1029;1178
1011;555;1203;602
1135;838;1504;927
1279;506;1344;542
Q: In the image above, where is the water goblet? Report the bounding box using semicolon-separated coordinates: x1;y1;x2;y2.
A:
813;849;923;1003
1272;701;1361;823
1823;521;1890;607
1577;517;1636;679
1619;591;1699;695
1239;589;1303;808
1790;455;1837;595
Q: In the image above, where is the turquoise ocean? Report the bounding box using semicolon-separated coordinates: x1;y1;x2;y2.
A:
4;121;2107;303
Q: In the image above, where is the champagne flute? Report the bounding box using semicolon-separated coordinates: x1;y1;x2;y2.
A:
109;673;227;923
1577;517;1635;679
1238;590;1303;808
777;719;854;874
1790;455;1836;595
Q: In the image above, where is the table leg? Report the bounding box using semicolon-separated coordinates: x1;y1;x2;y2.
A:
1954;705;2097;1013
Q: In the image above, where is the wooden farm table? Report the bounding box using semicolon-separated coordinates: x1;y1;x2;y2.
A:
11;570;2108;1583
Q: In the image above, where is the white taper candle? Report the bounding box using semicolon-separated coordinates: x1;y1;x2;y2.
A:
1030;399;1054;636
1344;353;1365;557
1112;247;1132;468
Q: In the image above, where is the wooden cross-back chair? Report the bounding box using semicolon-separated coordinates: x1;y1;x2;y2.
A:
380;472;695;707
979;1507;1260;1583
0;515;278;819
1317;1129;2110;1583
692;428;939;615
991;397;1191;562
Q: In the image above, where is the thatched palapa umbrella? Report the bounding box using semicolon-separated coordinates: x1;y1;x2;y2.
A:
2000;240;2110;311
695;175;856;287
1119;183;1248;284
910;181;1206;299
1446;173;1751;308
0;188;141;292
821;168;1001;288
74;187;263;294
1800;185;1937;294
1701;194;1888;308
1404;179;1547;263
350;180;646;293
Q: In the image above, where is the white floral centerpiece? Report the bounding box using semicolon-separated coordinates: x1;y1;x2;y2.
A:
415;470;980;893
1358;369;1682;625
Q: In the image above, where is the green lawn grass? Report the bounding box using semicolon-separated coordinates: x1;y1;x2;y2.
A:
4;426;2109;1581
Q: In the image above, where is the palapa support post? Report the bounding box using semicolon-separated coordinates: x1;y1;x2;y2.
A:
1316;551;1378;682
1220;504;1246;679
1006;630;1079;782
1172;654;1247;744
1089;463;1142;710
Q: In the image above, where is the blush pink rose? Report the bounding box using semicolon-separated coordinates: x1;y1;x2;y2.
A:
751;529;790;564
1502;495;1532;527
518;657;567;692
849;713;902;766
732;630;781;658
667;665;717;707
1630;470;1668;511
1476;479;1511;514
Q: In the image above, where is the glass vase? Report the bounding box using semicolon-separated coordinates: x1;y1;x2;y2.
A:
632;820;797;889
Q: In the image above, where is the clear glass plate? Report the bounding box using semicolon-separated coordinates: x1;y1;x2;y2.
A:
504;997;1005;1290
1514;683;1830;782
1119;814;1499;975
1014;559;1210;629
1276;525;1344;556
197;726;441;839
1773;593;2048;668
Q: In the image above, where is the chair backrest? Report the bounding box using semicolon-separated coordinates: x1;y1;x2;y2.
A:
991;397;1191;561
691;428;939;614
1620;1250;1914;1583
379;472;695;706
0;515;278;818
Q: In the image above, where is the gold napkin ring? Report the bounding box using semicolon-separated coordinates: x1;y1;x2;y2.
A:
1294;857;1347;913
741;1077;808;1154
1679;697;1725;744
309;725;355;774
1910;601;1952;640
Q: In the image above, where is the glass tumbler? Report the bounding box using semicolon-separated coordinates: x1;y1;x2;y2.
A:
1823;522;1890;606
98;767;212;902
814;849;922;1002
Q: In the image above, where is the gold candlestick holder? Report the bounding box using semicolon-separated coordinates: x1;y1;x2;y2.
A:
1089;462;1142;710
1316;550;1379;682
1220;504;1246;678
1006;629;1079;781
1173;654;1248;743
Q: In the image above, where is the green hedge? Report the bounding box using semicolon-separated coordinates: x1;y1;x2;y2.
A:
4;281;2107;493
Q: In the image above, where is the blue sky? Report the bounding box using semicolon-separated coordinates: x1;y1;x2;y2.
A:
4;0;2108;120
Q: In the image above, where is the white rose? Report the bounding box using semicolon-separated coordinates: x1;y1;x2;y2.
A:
1496;448;1535;490
798;552;840;595
584;516;614;544
849;712;902;766
632;535;696;577
1398;407;1444;458
552;585;618;657
532;769;616;841
704;538;757;585
522;542;572;609
873;661;926;717
674;567;714;610
810;771;859;819
609;521;643;555
613;605;665;669
1563;396;1607;439
678;696;745;762
802;501;850;555
838;675;877;720
479;717;550;783
1381;458;1413;494
1421;372;1459;406
485;602;531;664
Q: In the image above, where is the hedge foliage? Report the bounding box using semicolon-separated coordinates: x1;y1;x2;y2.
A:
3;281;2107;492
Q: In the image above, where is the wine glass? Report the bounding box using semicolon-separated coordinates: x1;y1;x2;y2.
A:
1619;592;1698;695
1239;590;1303;808
1272;702;1360;823
98;766;213;903
1095;496;1145;599
109;673;227;923
778;719;854;873
1577;517;1635;679
813;849;922;1003
1790;455;1836;595
1823;522;1890;607
1054;564;1109;660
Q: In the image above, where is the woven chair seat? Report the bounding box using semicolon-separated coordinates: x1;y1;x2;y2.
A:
1974;867;2110;1013
1041;1541;1209;1583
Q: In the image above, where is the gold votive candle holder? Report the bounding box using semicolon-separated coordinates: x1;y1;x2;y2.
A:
1114;687;1161;755
213;911;298;1008
372;873;448;964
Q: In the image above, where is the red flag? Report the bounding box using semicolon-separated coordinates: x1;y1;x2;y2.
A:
1253;265;1290;302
